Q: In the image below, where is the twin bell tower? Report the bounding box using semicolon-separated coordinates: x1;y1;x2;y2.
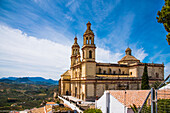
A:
71;22;96;78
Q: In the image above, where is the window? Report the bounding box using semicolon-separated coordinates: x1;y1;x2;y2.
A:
109;68;111;74
130;72;132;75
99;68;101;74
86;37;88;44
73;49;75;54
75;49;77;54
89;50;92;58
119;69;121;74
156;73;159;78
89;37;91;44
113;71;116;74
122;71;124;74
103;70;106;74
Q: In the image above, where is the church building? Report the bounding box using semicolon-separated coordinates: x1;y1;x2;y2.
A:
59;22;164;102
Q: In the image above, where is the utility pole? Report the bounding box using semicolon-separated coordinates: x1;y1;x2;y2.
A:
151;87;155;113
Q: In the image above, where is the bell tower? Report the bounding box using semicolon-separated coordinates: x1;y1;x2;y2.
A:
71;36;81;66
81;22;96;79
82;21;96;62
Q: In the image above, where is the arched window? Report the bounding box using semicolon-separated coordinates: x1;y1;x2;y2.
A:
113;71;116;74
130;72;132;75
73;49;75;54
89;37;91;44
86;37;88;44
119;69;121;74
109;68;111;74
103;70;106;74
99;68;101;74
156;73;159;78
89;50;92;58
75;49;77;54
122;71;124;74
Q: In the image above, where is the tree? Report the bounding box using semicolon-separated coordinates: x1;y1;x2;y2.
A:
156;0;170;45
141;64;150;89
84;108;102;113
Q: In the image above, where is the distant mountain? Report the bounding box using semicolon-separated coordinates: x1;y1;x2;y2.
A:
0;77;58;85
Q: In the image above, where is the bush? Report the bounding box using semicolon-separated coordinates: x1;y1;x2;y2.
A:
84;108;102;113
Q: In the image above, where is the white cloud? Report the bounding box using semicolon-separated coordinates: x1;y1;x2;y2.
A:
65;0;80;13
0;25;71;80
96;47;123;63
92;0;121;23
0;25;158;80
133;48;148;62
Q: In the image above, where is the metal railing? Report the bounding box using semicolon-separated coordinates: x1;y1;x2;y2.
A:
138;74;170;113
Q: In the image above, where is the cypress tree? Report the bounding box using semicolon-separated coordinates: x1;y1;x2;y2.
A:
141;64;150;89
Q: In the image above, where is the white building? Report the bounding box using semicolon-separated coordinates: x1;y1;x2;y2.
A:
96;90;151;113
96;89;170;113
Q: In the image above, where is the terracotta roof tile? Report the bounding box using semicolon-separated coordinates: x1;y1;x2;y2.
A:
109;90;150;108
119;55;140;62
109;89;170;108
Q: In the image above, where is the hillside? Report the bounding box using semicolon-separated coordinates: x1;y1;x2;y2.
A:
0;82;58;110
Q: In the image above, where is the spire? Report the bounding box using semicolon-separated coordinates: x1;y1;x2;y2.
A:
87;21;91;30
74;36;78;44
84;21;94;36
72;36;80;49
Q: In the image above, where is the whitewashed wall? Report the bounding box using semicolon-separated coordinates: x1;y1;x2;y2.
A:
96;91;127;113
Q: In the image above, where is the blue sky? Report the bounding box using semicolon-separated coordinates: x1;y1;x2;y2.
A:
0;0;169;80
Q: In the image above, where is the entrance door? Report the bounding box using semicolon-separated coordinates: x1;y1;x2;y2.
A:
75;87;77;97
66;90;69;95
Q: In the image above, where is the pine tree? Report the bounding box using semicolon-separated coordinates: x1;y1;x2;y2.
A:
156;0;170;45
141;64;150;89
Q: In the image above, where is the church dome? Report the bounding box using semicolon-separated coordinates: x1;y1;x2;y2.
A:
118;47;140;64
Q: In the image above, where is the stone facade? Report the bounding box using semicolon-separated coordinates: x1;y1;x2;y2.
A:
59;22;164;102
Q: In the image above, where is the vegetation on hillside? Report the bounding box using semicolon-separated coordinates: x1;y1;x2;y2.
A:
0;82;58;110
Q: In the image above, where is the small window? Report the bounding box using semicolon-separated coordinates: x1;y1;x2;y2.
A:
119;69;121;74
113;71;116;74
156;73;159;78
109;68;111;74
99;68;101;74
130;72;132;75
89;37;91;44
86;37;88;44
73;49;75;54
89;50;92;58
122;71;124;74
103;70;106;74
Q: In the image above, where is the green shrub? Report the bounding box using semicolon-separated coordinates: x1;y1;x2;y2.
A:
84;108;102;113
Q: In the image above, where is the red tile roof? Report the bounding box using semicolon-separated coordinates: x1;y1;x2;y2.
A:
109;89;170;108
109;90;150;108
